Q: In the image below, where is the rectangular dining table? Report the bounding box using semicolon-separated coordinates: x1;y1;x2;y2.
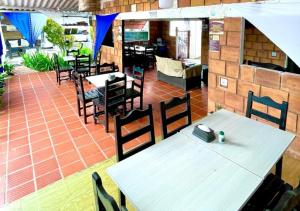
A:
107;109;295;211
86;72;134;88
181;109;295;178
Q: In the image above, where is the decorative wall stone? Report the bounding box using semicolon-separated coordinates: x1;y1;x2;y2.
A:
240;65;255;82
237;80;260;97
255;68;281;89
281;72;300;93
260;86;288;103
226;62;239;78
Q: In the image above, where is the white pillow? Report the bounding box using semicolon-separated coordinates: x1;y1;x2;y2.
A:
21;39;29;47
9;40;19;48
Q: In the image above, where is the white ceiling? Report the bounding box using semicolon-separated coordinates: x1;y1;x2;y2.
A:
0;0;79;11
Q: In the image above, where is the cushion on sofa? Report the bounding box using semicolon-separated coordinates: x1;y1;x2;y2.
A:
155;55;184;78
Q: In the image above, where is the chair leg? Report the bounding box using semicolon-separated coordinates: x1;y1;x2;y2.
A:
140;96;143;110
58;74;61;85
93;104;97;124
119;191;126;207
83;103;87;124
77;99;81;116
131;97;134;110
276;157;283;178
105;111;109;133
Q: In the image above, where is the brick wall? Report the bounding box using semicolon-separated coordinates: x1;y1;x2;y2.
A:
244;26;286;67
97;0;258;70
208;17;300;159
161;21;177;59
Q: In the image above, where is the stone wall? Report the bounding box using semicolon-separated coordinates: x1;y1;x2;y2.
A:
208;17;300;159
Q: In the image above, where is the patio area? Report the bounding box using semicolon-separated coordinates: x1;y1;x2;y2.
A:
0;69;208;205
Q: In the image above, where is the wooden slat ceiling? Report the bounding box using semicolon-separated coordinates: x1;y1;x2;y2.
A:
0;0;79;11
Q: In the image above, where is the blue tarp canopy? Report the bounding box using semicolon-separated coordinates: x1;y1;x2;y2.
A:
0;30;3;73
3;12;47;47
93;13;119;60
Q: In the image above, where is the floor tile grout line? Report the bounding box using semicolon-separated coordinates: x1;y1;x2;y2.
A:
27;73;64;180
45;72;108;160
4;77;11;205
38;73;88;169
22;75;38;193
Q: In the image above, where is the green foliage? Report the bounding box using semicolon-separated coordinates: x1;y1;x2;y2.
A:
89;26;95;42
79;47;93;56
43;19;74;51
0;72;8;107
3;62;15;75
22;52;54;72
22;52;69;72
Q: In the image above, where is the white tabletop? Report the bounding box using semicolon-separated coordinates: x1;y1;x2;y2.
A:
63;55;75;62
181;109;296;178
86;72;134;88
107;133;262;211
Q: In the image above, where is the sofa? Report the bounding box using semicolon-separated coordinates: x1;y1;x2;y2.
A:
155;56;202;91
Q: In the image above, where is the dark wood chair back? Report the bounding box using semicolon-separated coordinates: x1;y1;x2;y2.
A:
114;104;155;162
92;172;121;211
246;91;288;178
72;71;86;101
105;75;127;116
53;53;60;72
66;49;80;56
160;93;192;139
75;55;91;73
246;91;288;130
132;66;144;95
96;62;116;75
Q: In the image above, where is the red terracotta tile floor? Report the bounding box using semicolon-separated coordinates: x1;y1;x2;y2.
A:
0;69;208;206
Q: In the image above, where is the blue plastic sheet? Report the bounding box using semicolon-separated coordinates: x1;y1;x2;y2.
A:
0;31;3;73
93;13;119;60
3;12;31;45
3;12;47;47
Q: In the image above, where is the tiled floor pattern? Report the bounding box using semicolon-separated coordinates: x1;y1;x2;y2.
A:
0;69;208;206
3;154;300;211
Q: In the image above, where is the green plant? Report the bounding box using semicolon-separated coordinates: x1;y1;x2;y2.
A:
43;19;74;52
0;72;8;107
22;52;55;72
4;62;15;75
79;47;93;56
89;26;95;42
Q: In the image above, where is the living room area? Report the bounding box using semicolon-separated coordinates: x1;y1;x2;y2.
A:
123;18;209;91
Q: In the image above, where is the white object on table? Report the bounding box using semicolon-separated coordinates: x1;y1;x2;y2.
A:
107;133;262;211
63;55;75;62
181;109;296;178
86;72;134;88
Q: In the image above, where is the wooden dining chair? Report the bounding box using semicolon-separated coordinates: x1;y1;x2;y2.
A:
93;75;127;133
75;55;91;78
246;91;288;177
53;54;73;85
66;49;80;67
126;66;144;110
72;71;99;124
92;172;128;211
114;104;155;206
96;62;117;75
160;93;192;139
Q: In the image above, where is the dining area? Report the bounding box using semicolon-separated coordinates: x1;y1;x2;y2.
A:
90;88;298;210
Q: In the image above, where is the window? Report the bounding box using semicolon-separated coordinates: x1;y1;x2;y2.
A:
170;20;202;59
169;21;189;37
